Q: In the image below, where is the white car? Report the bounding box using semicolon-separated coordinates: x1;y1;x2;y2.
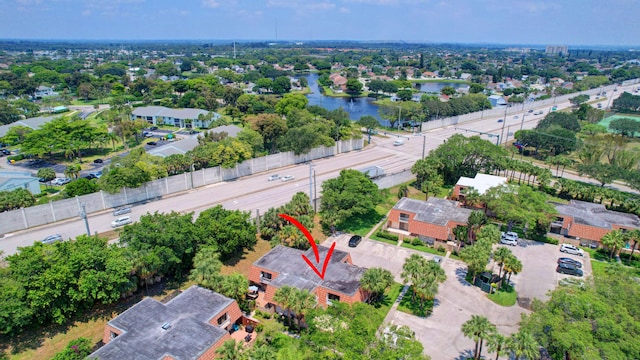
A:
51;178;64;185
113;206;131;216
111;216;132;228
281;175;295;182
560;243;584;257
500;231;518;246
267;174;280;181
42;234;63;244
393;139;404;146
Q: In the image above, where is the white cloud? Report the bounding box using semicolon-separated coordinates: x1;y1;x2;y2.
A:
339;6;350;12
202;0;220;8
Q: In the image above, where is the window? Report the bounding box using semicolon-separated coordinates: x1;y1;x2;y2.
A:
327;293;340;305
110;331;118;340
217;313;228;325
260;272;272;282
399;213;409;222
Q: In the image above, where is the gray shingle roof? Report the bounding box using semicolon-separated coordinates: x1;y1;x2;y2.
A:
254;245;364;296
0;115;59;137
89;286;233;360
554;200;640;229
394;197;472;226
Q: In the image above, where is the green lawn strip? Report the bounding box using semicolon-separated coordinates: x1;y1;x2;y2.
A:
400;242;445;256
370;235;397;246
397;285;434;317
376;282;403;312
487;284;517;306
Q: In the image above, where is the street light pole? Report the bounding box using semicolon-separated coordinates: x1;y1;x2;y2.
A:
309;162;314;206
499;106;507;145
422;135;426;159
79;203;91;236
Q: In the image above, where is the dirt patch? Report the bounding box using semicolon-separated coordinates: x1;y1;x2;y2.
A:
221;238;272;276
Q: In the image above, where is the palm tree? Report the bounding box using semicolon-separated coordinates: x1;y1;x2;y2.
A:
289;288;316;329
360;267;394;304
221;273;248;303
493;247;513;289
467;210;487;244
216;339;246;360
188;246;223;290
397;184;409;199
625;229;640;264
503;255;522;284
273;285;296;327
461;315;497;360
506;331;539;360
64;163;81;179
249;344;276;360
601;229;625;261
486;331;508;360
401;254;427;302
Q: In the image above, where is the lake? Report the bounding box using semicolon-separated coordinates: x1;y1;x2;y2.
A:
301;73;469;127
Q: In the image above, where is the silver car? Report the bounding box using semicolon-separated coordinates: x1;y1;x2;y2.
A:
42;234;63;244
113;206;131;216
111;216;132;228
267;174;280;181
281;175;295;182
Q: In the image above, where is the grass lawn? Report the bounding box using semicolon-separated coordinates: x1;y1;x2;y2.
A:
376;282;403;312
487;284;517;306
401;242;445;256
397;286;434;317
370;235;398;246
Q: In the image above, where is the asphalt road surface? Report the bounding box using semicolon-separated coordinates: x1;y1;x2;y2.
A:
1;84;636;255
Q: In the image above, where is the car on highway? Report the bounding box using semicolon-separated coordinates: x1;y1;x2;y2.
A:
348;235;362;247
281;175;295;182
113;206;131;216
42;234;63;244
393;139;404;146
513;115;518;119
93;158;103;163
534;110;543;115
528;109;534;113
147;141;157;146
267;174;280;181
557;257;583;268
111;216;132;228
497;119;503;122
500;231;518;246
560;243;584;256
556;263;583;277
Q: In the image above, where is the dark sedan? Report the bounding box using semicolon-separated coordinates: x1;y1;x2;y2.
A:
557;257;583;268
556;263;583;277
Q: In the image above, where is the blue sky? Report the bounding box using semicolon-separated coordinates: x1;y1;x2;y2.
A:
0;0;638;46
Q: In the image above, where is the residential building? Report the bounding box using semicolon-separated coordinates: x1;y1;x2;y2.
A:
34;85;55;99
131;106;221;129
546;45;569;56
451;173;508;202
386;197;473;245
0;115;58;137
89;286;252;360
328;73;348;92
550;200;640;245
147;124;243;158
0;170;41;195
488;95;507;108
249;245;365;310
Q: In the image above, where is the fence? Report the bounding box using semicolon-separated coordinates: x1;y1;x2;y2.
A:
0;138;363;235
420;82;633;132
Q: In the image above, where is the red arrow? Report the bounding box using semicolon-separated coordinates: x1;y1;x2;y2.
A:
279;213;335;280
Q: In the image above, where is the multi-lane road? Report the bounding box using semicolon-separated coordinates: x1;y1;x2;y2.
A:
1;84;636;256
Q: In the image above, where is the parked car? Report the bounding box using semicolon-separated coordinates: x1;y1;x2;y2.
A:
393;139;404;146
556;263;583;277
51;178;64;185
500;231;518;246
557;257;583;268
560;243;584;256
111;216;132;228
93;158;103;163
59;178;72;185
147;141;157;146
267;174;281;181
83;174;97;180
90;171;103;179
348;235;362;247
149;126;158;131
113;206;132;216
42;234;63;244
281;175;295;182
1;149;10;155
143;132;153;137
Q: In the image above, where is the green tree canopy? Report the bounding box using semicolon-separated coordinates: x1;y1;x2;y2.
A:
194;205;257;258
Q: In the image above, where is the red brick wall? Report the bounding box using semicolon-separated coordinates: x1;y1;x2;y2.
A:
197;333;231;360
264;283;278;304
248;265;280;285
208;301;243;327
452;185;464;200
570;223;609;242
315;286;362;308
388;208;449;240
102;324;122;345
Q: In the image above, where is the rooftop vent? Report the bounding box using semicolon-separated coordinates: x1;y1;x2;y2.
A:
161;322;171;330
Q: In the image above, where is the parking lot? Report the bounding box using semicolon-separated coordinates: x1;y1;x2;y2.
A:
324;235;589;359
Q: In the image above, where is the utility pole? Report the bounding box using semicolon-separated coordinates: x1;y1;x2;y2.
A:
397;106;402;131
422;134;426;159
499;106;507;145
79;203;90;236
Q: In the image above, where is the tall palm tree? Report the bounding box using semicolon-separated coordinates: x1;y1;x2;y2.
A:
401;254;427;302
503;255;522;284
486;331;507;360
188;246;223;290
506;331;539;360
461;315;497;360
493;247;513;289
221;273;248;303
64;163;81;179
360;267;394;304
601;229;625;261
216;339;246;360
625;229;640;264
467;211;487;244
273;285;296;327
289;288;316;329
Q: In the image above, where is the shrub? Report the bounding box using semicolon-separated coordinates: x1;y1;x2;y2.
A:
411;237;423;246
376;230;399;242
436;246;446;253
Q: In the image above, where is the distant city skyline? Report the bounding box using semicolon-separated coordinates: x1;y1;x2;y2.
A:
0;0;638;47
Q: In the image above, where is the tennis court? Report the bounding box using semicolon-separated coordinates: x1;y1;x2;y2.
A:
598;113;640;133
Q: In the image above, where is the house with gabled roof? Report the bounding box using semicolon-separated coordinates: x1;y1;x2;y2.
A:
386;197;472;245
451;173;508;202
89;286;254;360
550;200;640;245
249;245;365;310
131;106;220;129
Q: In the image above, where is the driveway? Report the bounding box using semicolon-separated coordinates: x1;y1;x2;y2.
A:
324;235;529;360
